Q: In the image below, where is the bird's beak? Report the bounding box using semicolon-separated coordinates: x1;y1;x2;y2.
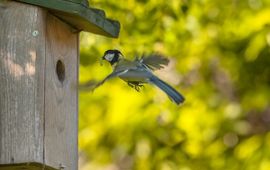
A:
100;55;105;66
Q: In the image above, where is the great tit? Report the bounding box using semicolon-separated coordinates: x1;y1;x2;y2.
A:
89;49;185;105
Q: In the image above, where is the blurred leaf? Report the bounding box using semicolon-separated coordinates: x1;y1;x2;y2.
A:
79;0;270;169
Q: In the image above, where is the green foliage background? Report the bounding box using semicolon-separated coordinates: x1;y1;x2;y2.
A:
79;0;270;169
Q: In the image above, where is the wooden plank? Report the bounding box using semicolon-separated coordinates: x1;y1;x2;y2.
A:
0;1;45;164
44;14;78;170
17;0;120;37
0;162;56;170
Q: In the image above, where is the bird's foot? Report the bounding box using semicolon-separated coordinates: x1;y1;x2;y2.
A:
127;82;144;92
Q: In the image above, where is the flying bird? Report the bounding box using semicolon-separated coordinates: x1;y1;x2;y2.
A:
83;49;185;105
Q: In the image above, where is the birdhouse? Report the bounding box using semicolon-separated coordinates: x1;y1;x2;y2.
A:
0;0;120;170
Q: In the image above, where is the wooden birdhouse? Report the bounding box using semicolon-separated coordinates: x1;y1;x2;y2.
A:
0;0;120;169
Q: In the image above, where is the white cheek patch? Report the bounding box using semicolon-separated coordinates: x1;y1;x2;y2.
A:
104;53;114;61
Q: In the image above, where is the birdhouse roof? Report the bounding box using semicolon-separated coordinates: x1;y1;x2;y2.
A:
17;0;120;37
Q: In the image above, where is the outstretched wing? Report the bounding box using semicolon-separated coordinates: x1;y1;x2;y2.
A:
79;69;128;91
93;69;128;90
137;54;169;71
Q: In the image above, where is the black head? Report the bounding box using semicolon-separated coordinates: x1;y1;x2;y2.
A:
102;49;123;65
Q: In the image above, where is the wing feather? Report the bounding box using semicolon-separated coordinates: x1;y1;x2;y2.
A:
79;69;129;91
138;54;169;71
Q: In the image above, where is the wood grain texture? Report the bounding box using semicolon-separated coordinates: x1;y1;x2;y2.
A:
44;14;78;170
0;162;56;170
17;0;121;37
0;2;78;170
0;1;45;164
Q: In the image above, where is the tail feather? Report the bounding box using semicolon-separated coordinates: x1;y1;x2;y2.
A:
149;76;185;105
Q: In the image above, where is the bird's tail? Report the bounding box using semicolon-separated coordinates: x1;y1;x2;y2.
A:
149;76;185;105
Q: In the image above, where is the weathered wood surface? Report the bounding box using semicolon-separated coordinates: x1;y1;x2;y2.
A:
44;13;78;170
0;1;78;170
0;162;56;170
0;1;46;164
17;0;121;37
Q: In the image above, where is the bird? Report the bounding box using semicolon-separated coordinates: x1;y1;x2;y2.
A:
85;49;185;105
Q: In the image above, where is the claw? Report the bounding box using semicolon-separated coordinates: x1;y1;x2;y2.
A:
127;82;144;92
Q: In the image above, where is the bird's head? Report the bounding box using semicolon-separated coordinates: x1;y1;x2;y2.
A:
102;49;123;65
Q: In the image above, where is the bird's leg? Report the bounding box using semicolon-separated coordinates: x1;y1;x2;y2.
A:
135;83;144;92
127;82;135;88
128;82;144;92
135;85;141;92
